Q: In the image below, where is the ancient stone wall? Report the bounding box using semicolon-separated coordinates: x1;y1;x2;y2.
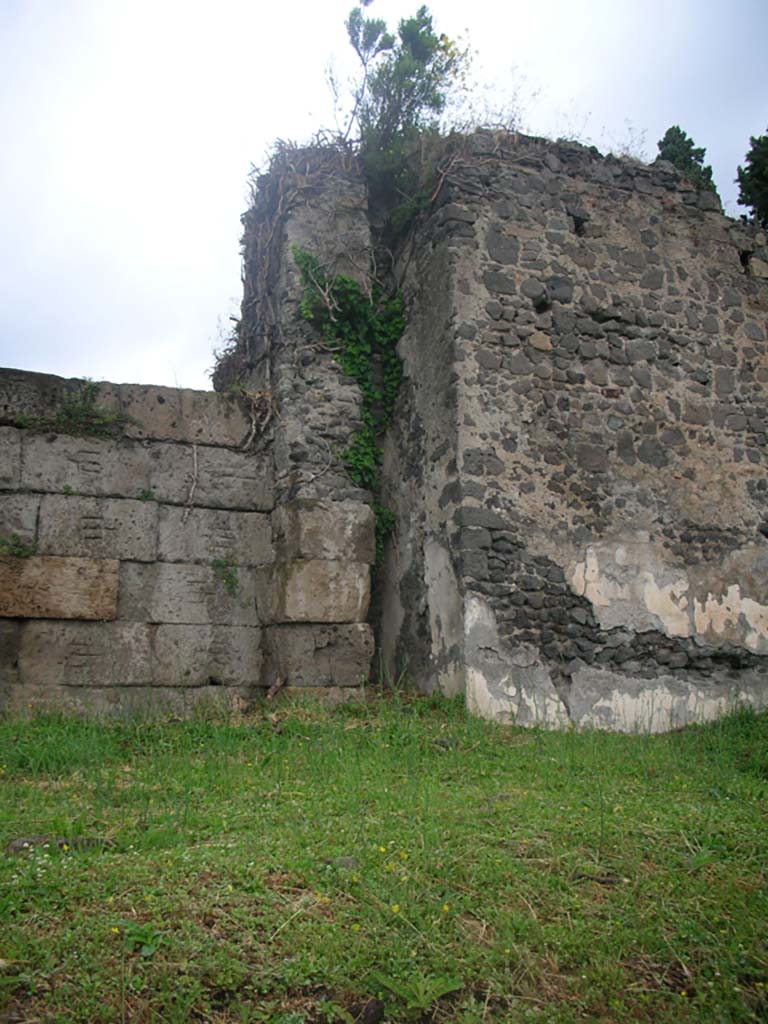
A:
382;132;768;730
236;148;376;694
0;365;374;713
3;133;767;728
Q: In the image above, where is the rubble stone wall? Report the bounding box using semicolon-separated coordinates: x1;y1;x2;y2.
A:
382;133;768;730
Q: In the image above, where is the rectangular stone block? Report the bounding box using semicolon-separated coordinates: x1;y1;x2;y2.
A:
273;500;375;563
5;683;181;717
0;620;20;707
154;624;262;687
120;385;250;446
256;560;370;624
0;556;118;620
38;496;157;561
0;494;40;546
0;427;22;490
118;562;259;626
21;434;152;497
264;623;373;687
18;621;152;688
158;506;272;566
149;443;274;511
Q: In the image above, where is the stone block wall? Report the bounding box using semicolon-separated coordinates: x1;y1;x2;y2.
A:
382;132;768;731
236;148;377;701
0;368;375;713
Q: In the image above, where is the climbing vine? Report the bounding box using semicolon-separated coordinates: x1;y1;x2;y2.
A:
293;247;404;563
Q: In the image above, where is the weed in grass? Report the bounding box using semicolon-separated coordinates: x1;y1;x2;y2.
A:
371;969;463;1016
120;920;164;958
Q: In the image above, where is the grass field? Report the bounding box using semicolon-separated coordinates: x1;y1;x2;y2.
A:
0;694;766;1023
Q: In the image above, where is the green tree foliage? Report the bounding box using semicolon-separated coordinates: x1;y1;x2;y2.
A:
736;129;768;228
657;125;718;195
345;2;468;208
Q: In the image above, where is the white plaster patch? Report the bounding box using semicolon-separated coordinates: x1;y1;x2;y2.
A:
641;574;690;637
569;664;768;733
694;585;768;654
424;539;465;694
567;535;768;653
466;666;515;722
463;594;569;728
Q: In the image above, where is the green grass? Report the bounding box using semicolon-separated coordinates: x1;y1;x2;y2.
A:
0;695;766;1023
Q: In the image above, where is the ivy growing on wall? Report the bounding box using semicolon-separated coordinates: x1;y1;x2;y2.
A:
292;246;404;563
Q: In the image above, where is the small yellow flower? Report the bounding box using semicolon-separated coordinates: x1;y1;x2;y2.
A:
111;927;120;934
352;923;361;932
379;846;386;853
504;948;511;954
107;896;114;904
62;843;69;852
351;874;359;883
399;852;409;860
391;904;400;914
442;903;450;913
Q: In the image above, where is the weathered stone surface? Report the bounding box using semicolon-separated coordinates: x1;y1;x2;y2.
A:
38;495;157;561
120;385;250;446
0;556;118;620
568;664;768;733
256;560;370;624
0;427;22;490
118;562;259;625
276;686;368;708
21;434;152;497
0;620;20;706
153;624;262;688
383;131;768;730
273;501;375;563
264;623;374;687
18;621;152;688
5;681;244;717
0;494;40;545
149;443;274;511
464;595;569;727
0;369;121;428
157;506;272;566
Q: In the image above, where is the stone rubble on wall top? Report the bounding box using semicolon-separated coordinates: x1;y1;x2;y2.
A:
0;368;251;448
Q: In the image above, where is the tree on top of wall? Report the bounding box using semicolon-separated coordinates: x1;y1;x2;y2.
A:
736;129;768;228
657;125;718;196
343;2;469;215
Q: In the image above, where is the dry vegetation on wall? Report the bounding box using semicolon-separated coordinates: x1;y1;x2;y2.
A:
213;142;364;394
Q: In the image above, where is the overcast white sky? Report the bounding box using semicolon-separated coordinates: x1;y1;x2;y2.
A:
1;0;766;390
